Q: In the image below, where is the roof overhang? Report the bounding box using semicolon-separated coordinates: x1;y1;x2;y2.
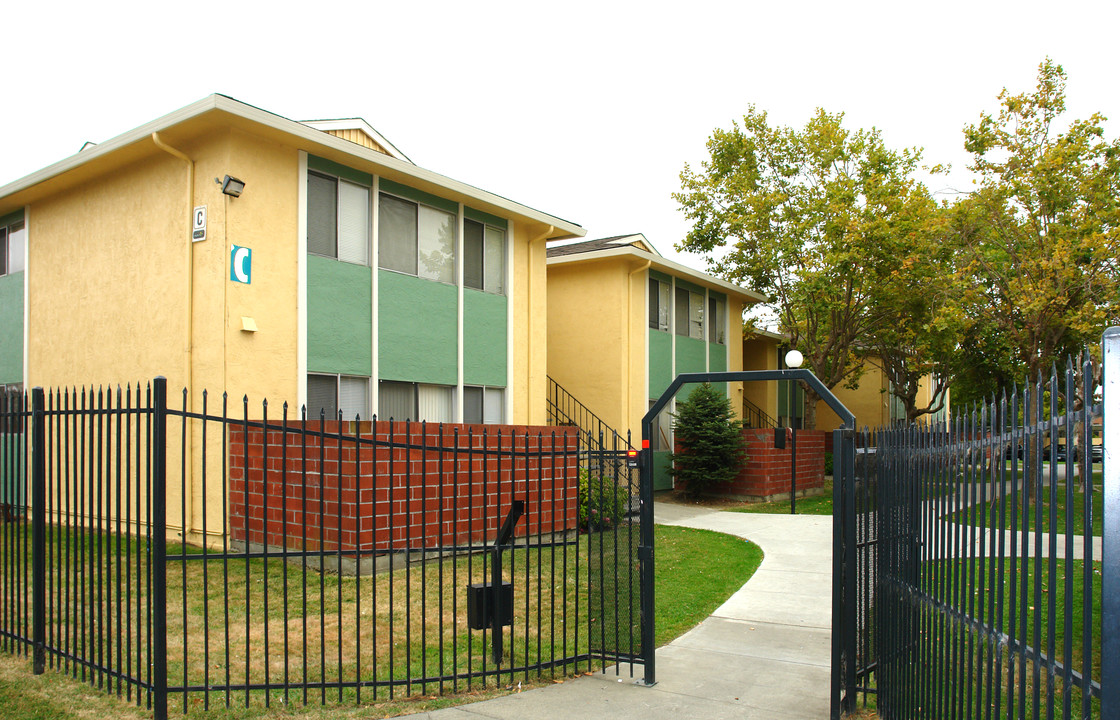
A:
546;243;765;304
0;94;585;240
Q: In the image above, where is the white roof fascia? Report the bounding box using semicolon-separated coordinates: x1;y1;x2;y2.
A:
300;118;413;164
547;244;765;303
0;94;585;239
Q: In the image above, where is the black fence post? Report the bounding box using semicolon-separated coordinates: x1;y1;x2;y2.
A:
639;419;656;686
31;386;46;675
1102;328;1120;720
829;428;843;720
151;378;168;720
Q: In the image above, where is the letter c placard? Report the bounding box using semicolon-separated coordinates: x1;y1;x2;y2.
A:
230;245;252;284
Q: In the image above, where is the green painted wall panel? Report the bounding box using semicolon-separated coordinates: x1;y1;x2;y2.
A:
463;289;507;386
307;155;372;186
379;178;458;214
652;450;673;491
648;329;673;399
464;207;508;229
0;272;23;384
674;277;706;295
709;342;728;397
307;256;372;376
0;210;23;228
378;270;457;385
649;269;671;284
675;336;707;374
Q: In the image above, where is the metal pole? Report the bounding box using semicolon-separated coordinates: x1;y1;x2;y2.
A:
639;419;656;686
32;387;46;675
151;378;168;720
790;427;797;514
1101;328;1120;720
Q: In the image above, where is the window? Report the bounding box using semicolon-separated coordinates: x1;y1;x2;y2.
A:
648;279;669;331
307;171;370;264
649;399;672;451
378;381;455;423
306;374;370;419
0;384;23;434
463;386;505;424
675;287;703;339
464;219;505;293
379;193;455;283
708;296;726;344
0;220;26;276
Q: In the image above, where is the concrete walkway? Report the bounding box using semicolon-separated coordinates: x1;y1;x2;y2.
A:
407;503;834;720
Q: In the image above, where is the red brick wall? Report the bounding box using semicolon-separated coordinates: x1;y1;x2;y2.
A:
228;421;579;553
717;428;827;500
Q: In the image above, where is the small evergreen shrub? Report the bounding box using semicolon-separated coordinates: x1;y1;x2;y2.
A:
669;383;747;498
825;451;834;476
577;468;630;530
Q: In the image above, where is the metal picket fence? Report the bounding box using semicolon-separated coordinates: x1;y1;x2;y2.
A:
835;335;1120;719
0;379;649;719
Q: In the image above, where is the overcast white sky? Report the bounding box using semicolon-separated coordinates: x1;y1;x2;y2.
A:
3;0;1118;271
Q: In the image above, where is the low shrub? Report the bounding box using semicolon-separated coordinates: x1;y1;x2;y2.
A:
578;468;630;530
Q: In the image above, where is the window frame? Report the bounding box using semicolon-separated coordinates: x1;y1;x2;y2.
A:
378;191;457;285
462;385;505;424
463;218;506;295
648;278;669;331
306;170;371;265
305;373;371;419
377;380;457;423
0;220;26;277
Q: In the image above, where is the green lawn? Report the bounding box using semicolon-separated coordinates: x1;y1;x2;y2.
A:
731;478;833;516
901;557;1102;719
943;484;1103;536
0;524;760;720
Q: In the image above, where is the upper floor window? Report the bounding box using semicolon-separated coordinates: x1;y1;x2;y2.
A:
708;296;726;344
0;220;26;277
675;287;703;339
307;171;370;265
464;219;505;294
379;193;455;284
648;279;669;331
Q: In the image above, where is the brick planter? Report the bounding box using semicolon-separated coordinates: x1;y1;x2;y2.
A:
228;421;579;558
715;428;827;501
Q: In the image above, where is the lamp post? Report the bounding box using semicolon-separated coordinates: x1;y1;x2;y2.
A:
785;349;803;514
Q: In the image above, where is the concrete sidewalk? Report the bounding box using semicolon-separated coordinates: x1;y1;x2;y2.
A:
407;503;834;720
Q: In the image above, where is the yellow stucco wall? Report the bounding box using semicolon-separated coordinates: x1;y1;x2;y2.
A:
546;259;628;433
816;364;890;432
25;128;303;545
742;336;779;422
511;226;552;425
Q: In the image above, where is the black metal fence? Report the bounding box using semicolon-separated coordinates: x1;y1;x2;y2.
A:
838;345;1119;719
0;378;648;718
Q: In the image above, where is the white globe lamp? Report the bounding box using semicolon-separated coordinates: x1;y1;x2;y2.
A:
785;349;804;369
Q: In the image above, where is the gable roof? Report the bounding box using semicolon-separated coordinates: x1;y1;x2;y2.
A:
300;118;412;163
547;233;660;258
0;94;584;239
547;234;765;304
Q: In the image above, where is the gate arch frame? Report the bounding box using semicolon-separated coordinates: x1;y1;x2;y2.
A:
637;369;856;718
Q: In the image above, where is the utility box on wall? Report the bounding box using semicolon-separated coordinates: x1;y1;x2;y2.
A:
467;580;514;630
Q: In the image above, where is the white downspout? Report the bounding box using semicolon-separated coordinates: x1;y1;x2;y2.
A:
151;132;195;539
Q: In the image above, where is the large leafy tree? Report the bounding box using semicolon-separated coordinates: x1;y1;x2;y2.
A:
676;108;933;428
863;201;957;422
955;58;1120;392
